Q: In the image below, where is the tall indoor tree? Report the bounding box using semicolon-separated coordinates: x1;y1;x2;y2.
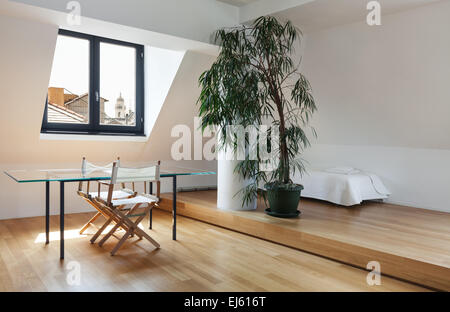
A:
198;16;317;217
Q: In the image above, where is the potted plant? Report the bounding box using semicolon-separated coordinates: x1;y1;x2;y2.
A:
198;16;316;218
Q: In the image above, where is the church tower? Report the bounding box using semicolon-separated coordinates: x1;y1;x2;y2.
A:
115;93;126;118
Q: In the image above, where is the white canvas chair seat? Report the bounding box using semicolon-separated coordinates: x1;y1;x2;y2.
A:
111;194;158;207
88;189;135;201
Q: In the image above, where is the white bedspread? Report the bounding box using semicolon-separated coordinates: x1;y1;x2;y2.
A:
293;168;391;206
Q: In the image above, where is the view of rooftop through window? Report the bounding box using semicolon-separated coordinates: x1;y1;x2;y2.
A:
47;35;136;126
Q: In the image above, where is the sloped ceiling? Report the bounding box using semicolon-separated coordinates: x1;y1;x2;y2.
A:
275;0;445;33
216;0;259;7
145;51;217;161
236;0;446;32
8;0;238;46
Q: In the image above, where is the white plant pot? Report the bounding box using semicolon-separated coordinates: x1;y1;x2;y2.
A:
217;148;257;211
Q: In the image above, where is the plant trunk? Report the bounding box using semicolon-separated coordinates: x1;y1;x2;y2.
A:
277;104;290;184
279;128;289;184
267;59;290;184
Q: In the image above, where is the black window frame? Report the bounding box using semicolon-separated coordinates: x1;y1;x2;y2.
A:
41;29;145;136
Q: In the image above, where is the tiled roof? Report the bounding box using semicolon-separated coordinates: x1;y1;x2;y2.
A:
64;93;109;106
47;102;86;123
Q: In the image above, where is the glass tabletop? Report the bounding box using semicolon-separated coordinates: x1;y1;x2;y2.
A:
4;165;215;183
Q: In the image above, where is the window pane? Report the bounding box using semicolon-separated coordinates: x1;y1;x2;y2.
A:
99;42;136;126
48;35;90;124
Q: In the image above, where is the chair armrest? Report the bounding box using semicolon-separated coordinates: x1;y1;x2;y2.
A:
77;190;89;199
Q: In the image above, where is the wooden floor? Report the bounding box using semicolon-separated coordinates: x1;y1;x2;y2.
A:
158;191;450;291
0;209;427;292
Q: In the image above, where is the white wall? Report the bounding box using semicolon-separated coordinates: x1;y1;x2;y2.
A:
0;14;217;220
301;1;450;212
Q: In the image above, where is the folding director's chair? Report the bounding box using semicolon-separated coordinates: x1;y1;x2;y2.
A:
77;157;137;235
91;161;161;255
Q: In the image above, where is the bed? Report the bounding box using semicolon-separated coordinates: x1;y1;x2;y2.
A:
293;167;391;206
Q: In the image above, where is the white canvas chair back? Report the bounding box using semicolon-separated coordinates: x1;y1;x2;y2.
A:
81;157;120;175
79;157;120;193
111;162;160;184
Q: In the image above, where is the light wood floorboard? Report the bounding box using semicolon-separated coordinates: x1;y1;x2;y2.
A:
0;209;427;292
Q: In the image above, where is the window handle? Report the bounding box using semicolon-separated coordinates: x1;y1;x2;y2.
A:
95;91;99;102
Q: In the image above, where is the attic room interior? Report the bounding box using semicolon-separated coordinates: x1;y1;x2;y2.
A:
0;0;449;299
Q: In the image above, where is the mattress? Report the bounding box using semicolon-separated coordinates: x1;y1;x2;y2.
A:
293;168;391;206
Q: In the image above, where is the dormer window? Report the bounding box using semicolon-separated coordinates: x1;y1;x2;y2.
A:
41;29;144;136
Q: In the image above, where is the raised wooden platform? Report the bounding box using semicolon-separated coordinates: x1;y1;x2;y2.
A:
158;190;450;291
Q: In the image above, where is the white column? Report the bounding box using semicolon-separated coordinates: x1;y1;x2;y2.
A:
217;148;257;211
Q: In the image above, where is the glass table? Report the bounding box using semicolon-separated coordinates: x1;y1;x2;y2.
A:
4;165;215;259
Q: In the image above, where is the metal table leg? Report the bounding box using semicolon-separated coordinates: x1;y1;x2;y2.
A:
60;181;65;260
172;176;177;240
45;181;50;245
149;182;153;229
